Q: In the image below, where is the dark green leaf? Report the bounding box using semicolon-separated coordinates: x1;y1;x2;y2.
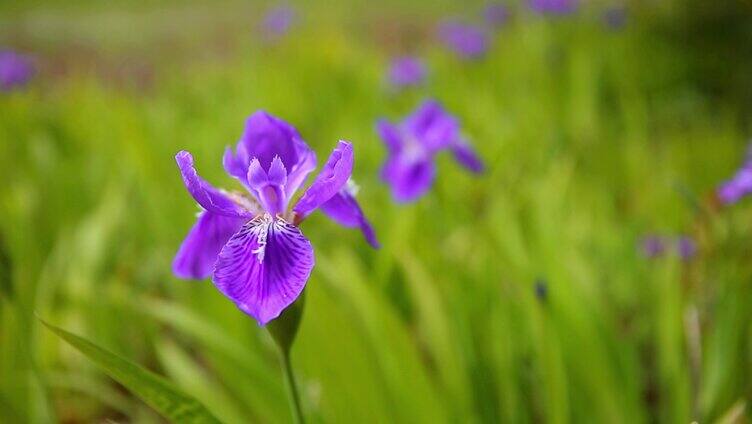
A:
39;318;223;424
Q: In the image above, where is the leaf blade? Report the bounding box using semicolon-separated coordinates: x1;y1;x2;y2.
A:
39;318;223;424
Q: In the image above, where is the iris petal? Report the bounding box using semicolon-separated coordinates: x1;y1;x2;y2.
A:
213;216;314;325
405;100;459;152
173;211;246;279
285;139;317;199
381;155;436;203
267;156;288;186
224;111;316;198
247;157;287;216
376;120;403;153
293;141;354;220
451;139;484;173
239;111;300;170
320;191;380;248
176;151;252;218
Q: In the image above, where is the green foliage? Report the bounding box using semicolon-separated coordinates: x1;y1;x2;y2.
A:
1;1;751;423
39;319;223;423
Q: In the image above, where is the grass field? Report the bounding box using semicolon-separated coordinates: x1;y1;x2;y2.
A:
1;1;751;423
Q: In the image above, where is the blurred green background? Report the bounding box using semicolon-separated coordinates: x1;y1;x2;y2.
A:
2;0;752;422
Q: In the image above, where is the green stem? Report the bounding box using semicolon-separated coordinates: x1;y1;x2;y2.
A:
279;350;304;424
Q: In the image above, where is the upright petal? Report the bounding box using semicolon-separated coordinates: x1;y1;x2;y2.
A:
247;158;268;189
240;111;300;170
405;100;459;152
224;111;316;195
247;156;287;216
213;215;314;325
176;151;253;218
285;139;317;198
320;190;380;248
267;156;288;186
405;100;444;137
173;211;246;280
293;141;354;220
376;120;403;153
451;139;484;173
382;155;436;203
223;145;249;182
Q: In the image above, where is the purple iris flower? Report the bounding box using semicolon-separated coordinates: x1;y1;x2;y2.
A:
173;111;378;325
261;5;296;39
388;56;427;89
528;0;578;15
717;148;752;205
677;236;697;260
602;6;628;30
0;50;34;91
438;21;489;60
534;278;548;302
640;235;666;259
376;100;484;203
484;3;510;28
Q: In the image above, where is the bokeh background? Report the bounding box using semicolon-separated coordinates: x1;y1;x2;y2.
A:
2;0;752;422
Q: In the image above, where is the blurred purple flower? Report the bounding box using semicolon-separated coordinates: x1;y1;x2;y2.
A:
528;0;578;15
677;236;697;260
376;99;484;203
484;3;510;28
174;111;378;325
717;147;752;205
534;278;548;301
603;6;628;29
0;50;34;91
261;5;297;39
438;21;489;60
388;56;427;89
640;235;666;259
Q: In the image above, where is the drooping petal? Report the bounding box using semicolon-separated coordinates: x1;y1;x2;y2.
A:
718;167;752;205
320;191;380;248
451;139;484;173
176;151;253;218
173;211;246;279
293;141;354;220
381;155;436;203
717;182;742;205
213;215;314;325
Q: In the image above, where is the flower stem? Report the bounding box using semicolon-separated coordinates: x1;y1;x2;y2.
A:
279;350;305;424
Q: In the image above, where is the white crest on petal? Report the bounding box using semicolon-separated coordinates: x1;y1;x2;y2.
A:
250;214;273;263
344;178;360;197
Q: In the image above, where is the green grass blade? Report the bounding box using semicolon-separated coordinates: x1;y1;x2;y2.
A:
39;318;223;424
